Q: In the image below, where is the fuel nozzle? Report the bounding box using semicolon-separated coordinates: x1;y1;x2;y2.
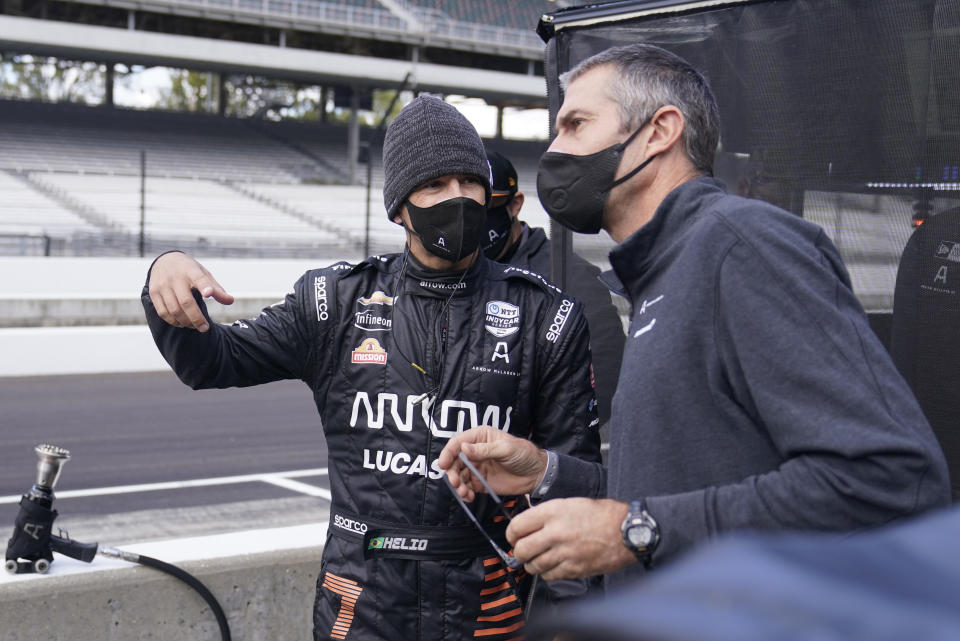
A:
32;444;71;497
6;444;96;575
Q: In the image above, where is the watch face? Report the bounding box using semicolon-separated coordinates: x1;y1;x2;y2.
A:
627;524;653;548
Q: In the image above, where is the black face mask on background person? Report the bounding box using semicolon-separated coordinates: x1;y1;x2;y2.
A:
482;203;513;259
405;197;487;262
536;119;658;234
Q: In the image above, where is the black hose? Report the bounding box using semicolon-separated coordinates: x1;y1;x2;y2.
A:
134;553;232;641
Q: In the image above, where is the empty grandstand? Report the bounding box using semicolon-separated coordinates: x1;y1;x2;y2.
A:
0;0;559;259
0;97;550;258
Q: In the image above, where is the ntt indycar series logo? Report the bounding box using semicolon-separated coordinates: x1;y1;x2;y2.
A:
367;536;429;552
484;300;520;338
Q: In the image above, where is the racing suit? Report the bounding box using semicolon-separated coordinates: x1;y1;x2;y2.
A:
142;252;602;641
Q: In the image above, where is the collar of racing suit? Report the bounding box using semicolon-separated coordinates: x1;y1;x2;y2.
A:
399;250;488;299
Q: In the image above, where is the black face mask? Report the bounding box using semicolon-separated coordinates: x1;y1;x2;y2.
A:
405;197;487;262
482;203;514;259
536;119;657;234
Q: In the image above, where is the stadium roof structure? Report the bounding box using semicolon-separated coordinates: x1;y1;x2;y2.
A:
0;0;561;107
0;13;546;105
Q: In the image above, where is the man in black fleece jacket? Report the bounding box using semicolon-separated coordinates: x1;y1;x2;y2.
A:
440;43;950;591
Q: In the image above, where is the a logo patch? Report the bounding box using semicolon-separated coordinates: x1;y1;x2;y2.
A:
358;291;394;306
935;241;960;263
333;514;368;534
352;338;388;365
314;276;329;321
355;310;392;332
634;318;657;338
639;294;664;316
355;291;393;331
545;299;574;343
367;536;428;552
485;300;520;337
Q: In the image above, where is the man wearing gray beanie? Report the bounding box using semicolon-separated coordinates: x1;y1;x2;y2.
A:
142;94;602;640
383;95;491;221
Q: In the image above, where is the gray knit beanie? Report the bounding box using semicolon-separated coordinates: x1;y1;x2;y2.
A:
382;95;491;220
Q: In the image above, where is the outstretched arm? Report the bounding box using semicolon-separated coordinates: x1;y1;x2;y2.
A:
147;251;234;332
142;253;317;390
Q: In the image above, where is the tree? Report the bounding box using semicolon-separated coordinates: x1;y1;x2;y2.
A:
0;54;104;103
224;74;301;118
160;69;216;112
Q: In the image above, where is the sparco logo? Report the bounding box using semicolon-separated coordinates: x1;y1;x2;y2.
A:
367;536;428;552
333;514;368;534
546;299;574;343
314;276;328;321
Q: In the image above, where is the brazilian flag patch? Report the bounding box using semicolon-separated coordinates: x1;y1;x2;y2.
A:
367;537;385;550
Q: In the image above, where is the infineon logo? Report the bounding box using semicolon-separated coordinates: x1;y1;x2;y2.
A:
351;338;388;365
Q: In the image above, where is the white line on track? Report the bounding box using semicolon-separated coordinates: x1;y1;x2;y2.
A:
261;475;332;500
0;467;330;504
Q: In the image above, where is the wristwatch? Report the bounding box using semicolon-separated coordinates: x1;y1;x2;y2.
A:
620;499;659;569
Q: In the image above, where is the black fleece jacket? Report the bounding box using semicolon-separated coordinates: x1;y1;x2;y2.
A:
548;177;950;588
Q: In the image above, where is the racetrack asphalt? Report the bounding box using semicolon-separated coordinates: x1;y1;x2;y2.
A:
0;371;331;547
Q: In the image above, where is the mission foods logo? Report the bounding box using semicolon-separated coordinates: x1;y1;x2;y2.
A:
484;300;520;337
351;338;388;365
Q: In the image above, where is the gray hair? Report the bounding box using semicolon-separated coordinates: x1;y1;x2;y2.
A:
560;43;720;175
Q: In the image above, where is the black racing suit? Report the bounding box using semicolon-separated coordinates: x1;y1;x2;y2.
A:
142;252;601;641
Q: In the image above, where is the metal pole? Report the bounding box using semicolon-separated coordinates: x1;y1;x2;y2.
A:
365;145;373;258
348;88;360;184
139;150;146;257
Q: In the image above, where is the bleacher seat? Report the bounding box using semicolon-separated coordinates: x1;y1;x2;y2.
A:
0;171;99;236
0;98;553;256
0;100;336;184
34;174;345;244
